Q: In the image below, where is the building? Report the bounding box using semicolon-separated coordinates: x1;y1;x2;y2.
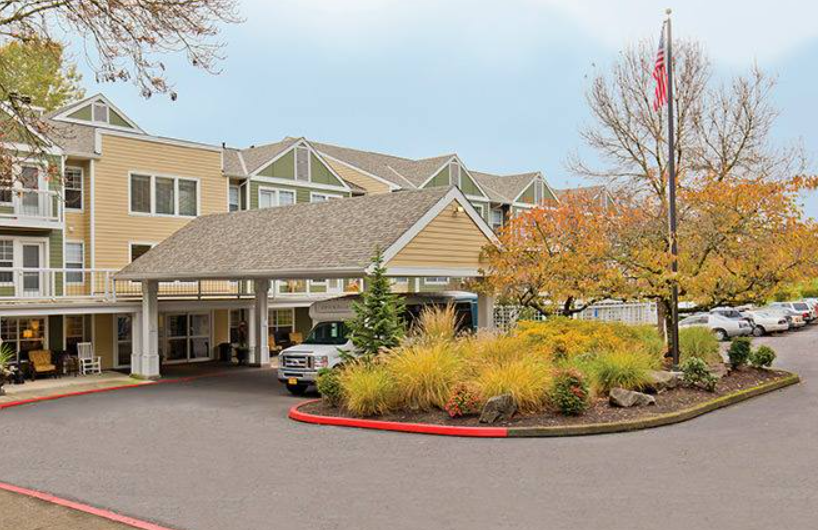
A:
0;93;594;375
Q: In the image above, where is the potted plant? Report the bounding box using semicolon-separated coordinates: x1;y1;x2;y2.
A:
0;343;14;396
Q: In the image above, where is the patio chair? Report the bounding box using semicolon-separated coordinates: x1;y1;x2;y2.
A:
29;350;57;380
77;342;102;375
289;332;304;345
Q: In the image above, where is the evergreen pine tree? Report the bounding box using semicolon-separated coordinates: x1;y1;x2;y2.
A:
347;248;406;361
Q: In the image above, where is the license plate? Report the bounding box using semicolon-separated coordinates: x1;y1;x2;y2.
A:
288;378;298;385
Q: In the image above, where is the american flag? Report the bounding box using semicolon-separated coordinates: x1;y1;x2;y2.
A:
652;22;668;111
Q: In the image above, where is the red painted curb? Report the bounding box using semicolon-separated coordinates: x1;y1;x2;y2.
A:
0;481;177;530
289;399;509;438
0;372;228;410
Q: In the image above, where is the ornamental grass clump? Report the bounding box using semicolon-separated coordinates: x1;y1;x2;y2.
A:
412;303;459;345
473;354;552;413
749;345;776;368
679;326;721;364
588;349;662;395
338;361;397;417
728;337;752;369
388;342;465;411
550;368;590;416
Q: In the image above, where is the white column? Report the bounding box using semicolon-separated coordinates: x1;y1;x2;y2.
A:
247;306;256;365
251;279;270;366
131;311;142;370
132;280;160;378
477;292;496;331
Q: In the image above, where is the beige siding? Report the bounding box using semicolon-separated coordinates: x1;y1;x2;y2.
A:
93;135;225;270
93;313;115;369
213;309;230;346
324;158;393;194
64;159;91;267
387;202;492;269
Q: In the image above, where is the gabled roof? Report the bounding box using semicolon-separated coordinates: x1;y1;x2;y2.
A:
238;138;300;176
311;141;429;189
470;171;541;204
117;186;493;281
553;185;613;205
48;93;145;133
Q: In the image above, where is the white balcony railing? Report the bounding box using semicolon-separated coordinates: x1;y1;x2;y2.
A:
0;188;63;226
0;268;121;300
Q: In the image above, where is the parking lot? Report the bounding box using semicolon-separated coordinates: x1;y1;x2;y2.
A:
1;326;816;530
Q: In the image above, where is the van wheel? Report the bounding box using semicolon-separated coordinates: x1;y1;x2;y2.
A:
713;329;728;342
286;383;308;396
752;326;765;337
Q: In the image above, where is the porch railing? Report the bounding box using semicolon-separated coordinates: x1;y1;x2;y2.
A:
0;188;63;224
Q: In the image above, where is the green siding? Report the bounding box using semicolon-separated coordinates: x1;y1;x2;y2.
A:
49;230;63;295
48;315;63;350
109;109;132;128
295;307;313;336
310;153;344;187
461;172;484;197
518;181;536;204
249;180;350;209
0;286;13;296
67;105;92;121
426;166;450;188
257;150;295;179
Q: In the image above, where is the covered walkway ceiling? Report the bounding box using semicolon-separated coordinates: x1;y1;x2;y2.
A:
116;186;497;282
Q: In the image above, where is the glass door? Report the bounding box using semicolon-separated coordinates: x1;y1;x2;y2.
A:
115;315;133;367
161;313;211;363
20;242;44;297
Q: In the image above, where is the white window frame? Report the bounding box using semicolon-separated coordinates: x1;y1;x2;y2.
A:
92;102;110;124
0;316;48;361
471;203;484;218
490;208;504;230
228;183;241;212
65;240;85;284
64;166;84;212
128;172;200;218
425;277;449;285
310;192;343;203
129;241;156;263
0;238;13;286
258;186;296;209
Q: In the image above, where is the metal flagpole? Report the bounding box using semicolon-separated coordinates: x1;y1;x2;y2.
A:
665;8;681;367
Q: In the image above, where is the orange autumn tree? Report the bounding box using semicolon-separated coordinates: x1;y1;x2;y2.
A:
482;191;625;317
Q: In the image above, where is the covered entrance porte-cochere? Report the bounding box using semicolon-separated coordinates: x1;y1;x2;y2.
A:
116;187;499;379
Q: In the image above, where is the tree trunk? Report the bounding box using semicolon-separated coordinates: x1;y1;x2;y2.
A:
656;299;668;342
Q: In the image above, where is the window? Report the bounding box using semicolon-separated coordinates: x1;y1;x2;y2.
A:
155;177;175;215
178;179;197;216
130;174;151;213
490;209;504;231
472;203;484;218
0;317;46;362
425;277;449;285
130;243;153;262
64;167;83;210
270;309;294;332
0;171;11;203
278;279;307;294
229;185;240;212
311;192;341;203
19;165;39;189
65;315;85;355
259;188;295;208
115;315;133;367
295;146;310;181
449;162;461;188
162;313;210;362
534;180;544;204
65;242;84;283
92;102;109;123
230;309;248;344
0;240;12;284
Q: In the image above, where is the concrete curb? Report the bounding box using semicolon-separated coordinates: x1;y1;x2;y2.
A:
289;372;800;438
0;372;229;411
0;481;178;530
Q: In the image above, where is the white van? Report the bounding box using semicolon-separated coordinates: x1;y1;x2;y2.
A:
277;292;477;395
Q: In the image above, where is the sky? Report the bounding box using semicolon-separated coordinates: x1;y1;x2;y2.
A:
72;0;818;215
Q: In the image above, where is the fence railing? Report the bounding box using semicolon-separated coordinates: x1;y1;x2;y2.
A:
0;188;62;224
494;301;658;331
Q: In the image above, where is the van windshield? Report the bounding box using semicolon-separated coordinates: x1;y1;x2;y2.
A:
304;321;349;345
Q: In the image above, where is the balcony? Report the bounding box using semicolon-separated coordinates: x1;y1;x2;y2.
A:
0;188;63;229
0;268;121;301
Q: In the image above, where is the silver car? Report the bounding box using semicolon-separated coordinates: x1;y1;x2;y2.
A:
680;313;752;341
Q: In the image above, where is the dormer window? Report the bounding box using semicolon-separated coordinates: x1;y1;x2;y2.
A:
92;102;109;123
449;161;461;188
295;145;310;181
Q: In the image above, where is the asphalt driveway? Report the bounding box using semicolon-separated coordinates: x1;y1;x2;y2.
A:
1;328;816;530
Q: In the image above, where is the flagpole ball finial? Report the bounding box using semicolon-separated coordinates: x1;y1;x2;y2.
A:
665;8;672;15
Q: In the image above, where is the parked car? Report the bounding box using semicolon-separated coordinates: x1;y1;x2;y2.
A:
762;306;806;330
710;307;755;326
770;302;814;324
741;310;790;337
679;313;752;341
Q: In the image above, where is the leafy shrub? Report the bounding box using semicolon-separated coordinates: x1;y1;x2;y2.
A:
388;342;464;411
679;326;721;364
316;368;343;407
474;355;552;413
550;369;590;416
339;362;397;416
444;382;482;418
588;349;662;394
413;304;458;344
680;357;718;392
727;337;752;368
749;345;776;368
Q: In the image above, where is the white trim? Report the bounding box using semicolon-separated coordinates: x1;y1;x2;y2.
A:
64;240;85;284
309;191;343;203
50;94;145;134
417;156;458;190
89;160;96;268
252;175;350;193
113;313;134;369
63;165;84;212
257;185;297;208
317;152;402;191
378;187;498;269
129;241;158;262
416;155;490;200
249;139;352;192
423;277;450;285
95;128;222;154
386;267;483;277
127;171;200;218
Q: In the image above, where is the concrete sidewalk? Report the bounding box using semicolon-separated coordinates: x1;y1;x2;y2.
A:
0;372;147;405
0;489;136;530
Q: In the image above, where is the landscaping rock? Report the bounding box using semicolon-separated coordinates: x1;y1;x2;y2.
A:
479;394;517;423
645;370;682;393
609;387;656;408
712;363;731;380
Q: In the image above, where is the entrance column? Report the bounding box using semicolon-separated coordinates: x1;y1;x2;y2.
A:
477;292;496;331
133;280;160;378
250;279;270;366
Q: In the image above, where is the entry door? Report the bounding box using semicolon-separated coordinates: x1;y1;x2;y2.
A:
19;242;44;297
18;166;42;215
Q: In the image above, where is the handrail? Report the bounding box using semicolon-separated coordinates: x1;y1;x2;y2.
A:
0;187;62;223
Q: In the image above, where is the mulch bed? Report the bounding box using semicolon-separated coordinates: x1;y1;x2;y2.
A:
301;367;789;428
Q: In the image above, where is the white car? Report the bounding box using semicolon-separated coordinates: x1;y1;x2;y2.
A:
680;313;753;341
762;306;806;330
741;310;790;337
771;302;815;323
